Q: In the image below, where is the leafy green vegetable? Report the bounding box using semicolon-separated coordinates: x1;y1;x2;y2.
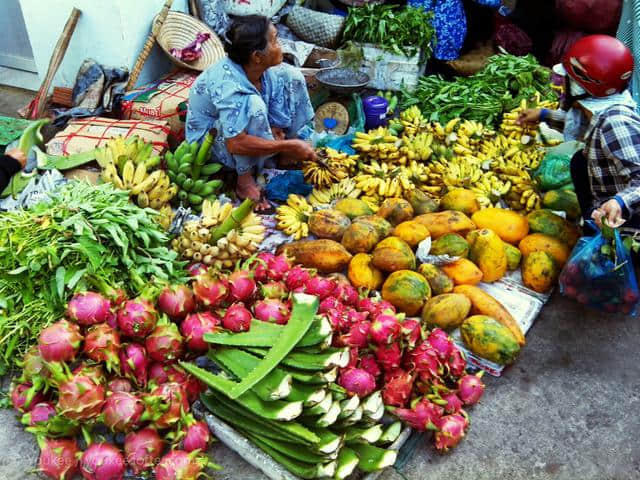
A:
400;53;557;126
342;4;434;59
0;181;186;374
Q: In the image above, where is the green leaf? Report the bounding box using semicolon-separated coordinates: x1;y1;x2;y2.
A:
55;266;66;300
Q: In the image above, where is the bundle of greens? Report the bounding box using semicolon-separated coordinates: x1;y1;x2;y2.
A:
342;4;435;59
401;53;557;126
0;181;186;374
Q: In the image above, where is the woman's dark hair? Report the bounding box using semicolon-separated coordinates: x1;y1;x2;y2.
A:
225;15;271;65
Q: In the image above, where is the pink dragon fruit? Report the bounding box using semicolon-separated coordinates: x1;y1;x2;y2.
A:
304;276;336;300
22;401;56;426
253;298;290;324
119;343;149;387
434;413;468;452
67;292;111;326
267;254;291;281
338;368;376;397
260;281;287;299
147;363;203;402
441;392;464;414
318;296;343;315
117;298;158;339
447;348;467;378
401;319;422;348
382;370;414;407
19;345;48;381
79;443;126;480
107;378;133;393
11;382;47;413
428;328;454;360
155;450;210;480
149;382;190;430
57;374;105;421
186;263;208;277
157;285;196;319
105;310;118;329
375;342;403;371
359;354;382;378
180;312;220;352
344;347;359;369
284;265;311;290
326;310;348;333
357;297;378;316
251;252;274;283
223;303;252;332
374;300;397;316
38;319;83;363
83;323;121;373
125;427;164;475
192;272;229;307
178;414;213;452
344;308;368;326
71;363;106;386
37;437;79;480
228;270;257;303
344;321;371;348
370;313;401;345
408;342;442;380
392;397;444;431
333;284;359;307
101;391;146;432
146;320;184;363
457;372;485;405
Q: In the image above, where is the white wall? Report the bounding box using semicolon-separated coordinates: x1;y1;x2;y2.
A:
19;0;189;90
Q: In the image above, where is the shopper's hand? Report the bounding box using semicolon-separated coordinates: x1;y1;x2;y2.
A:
592;199;625;228
5;148;26;169
516;109;542;126
287;139;316;162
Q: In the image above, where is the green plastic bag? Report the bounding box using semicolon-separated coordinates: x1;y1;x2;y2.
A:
533;141;583;191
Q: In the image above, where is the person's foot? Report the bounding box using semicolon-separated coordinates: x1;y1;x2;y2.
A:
236;173;271;211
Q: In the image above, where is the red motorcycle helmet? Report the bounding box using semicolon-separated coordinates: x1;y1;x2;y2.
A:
562;34;634;97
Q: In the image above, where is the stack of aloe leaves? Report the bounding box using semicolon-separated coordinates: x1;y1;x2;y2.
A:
181;293;400;479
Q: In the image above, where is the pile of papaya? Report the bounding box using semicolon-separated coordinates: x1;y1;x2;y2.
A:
278;187;581;366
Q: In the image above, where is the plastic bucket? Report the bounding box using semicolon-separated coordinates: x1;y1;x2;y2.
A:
363;96;388;130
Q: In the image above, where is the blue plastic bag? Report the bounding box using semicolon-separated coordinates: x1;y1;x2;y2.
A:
264;170;312;202
559;221;639;315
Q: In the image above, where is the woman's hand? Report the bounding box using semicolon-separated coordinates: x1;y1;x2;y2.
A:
286;139;316;162
516;109;542;126
592;199;625;228
271;126;285;141
5;148;26;169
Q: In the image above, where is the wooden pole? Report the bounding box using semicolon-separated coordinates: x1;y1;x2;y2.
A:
189;0;201;20
28;7;81;119
126;0;175;91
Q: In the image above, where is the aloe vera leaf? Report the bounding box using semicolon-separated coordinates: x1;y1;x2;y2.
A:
333;405;363;428
303;392;333;417
35;146;98;170
348;442;397;472
18;118;49;155
180;362;302;420
334;447;359;479
328;383;348;401
364;402;385;423
241;430;336;464
210;198;255;243
343;424;383;444
362;391;383;417
227;293;318;399
284;367;337;385
303;401;341;428
204;315;330;348
209;348;292;401
313;428;343;454
245;347;349;371
245;433;337;479
287;382;326;407
337;396;360;419
377;421;402;445
202;391;319;445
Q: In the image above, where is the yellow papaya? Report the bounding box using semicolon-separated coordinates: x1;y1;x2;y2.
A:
471;208;529;244
521;251;558;293
414;210;476;239
348;253;384;290
341;222;380;254
372;236;416;272
418;263;454;295
421;293;472;330
440;188;480;216
518;233;570;267
467;229;507;282
376;198;414;226
460;315;521;365
308;209;351;241
335;198;374;219
381;270;431;316
277;239;352;273
393;221;430;248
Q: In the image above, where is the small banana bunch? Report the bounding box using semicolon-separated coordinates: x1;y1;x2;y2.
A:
275;194;313;240
99;137;177;210
468;173;512;208
172;199;266;268
399;133;433;162
156;205;175;231
166;134;223;212
399;106;428;137
308;178;361;207
500;95;560;144
302;148;355;188
354;161;415;198
352;128;405;164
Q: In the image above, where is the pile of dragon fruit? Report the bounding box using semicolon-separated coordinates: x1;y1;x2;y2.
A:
10;282;222;480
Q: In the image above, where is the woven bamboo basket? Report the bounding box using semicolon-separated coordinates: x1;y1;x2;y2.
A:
154;11;226;71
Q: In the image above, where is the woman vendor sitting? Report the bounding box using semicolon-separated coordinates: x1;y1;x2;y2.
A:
186;15;316;209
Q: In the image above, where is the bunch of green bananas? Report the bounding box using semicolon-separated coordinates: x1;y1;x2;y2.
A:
166;133;223;212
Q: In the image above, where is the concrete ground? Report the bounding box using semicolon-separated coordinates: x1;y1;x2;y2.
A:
1;87;639;480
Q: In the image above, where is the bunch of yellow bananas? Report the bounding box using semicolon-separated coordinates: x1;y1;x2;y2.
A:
352;128;406;164
99;137;177;211
399;133;433;162
308;178;361;207
275;194;312;240
354;161;415;198
172;199;266;269
302;148;355;188
500;96;560;145
398;106;428;137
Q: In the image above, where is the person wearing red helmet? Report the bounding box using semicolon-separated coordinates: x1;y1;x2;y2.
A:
518;35;640;233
